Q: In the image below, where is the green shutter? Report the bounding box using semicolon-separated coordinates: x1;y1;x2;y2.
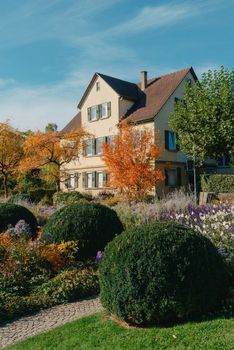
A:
176;133;180;151
177;168;182;186
82;173;86;188
165;169;168;186
74;173;79;188
92;139;96;155
92;172;96;188
103;172;107;186
96;105;101;119
87;107;91;121
107;102;111;117
165;130;169;150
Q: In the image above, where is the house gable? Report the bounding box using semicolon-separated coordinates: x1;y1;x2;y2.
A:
123;67;198;123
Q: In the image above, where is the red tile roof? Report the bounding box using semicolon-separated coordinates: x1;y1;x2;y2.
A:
123;67;196;123
61;67;197;132
61;111;81;134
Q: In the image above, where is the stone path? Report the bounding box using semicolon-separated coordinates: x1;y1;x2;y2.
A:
0;297;102;349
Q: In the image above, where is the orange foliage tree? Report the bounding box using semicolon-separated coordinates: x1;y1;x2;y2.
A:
0;122;24;198
20;129;88;191
102;123;164;201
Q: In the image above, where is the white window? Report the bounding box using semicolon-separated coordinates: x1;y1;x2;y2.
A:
90;106;97;121
96;137;105;155
85;140;93;156
97;172;104;188
87;172;93;188
101;103;108;119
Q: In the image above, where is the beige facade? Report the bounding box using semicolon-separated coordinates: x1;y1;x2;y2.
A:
61;75;136;195
61;68;233;197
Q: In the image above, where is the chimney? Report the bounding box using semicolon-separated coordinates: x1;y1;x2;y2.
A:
141;71;147;91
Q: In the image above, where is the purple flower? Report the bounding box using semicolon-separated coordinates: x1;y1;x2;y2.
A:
95;251;104;263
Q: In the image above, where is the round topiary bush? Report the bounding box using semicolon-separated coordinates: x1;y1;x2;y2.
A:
0;204;37;236
43;202;124;260
99;221;229;325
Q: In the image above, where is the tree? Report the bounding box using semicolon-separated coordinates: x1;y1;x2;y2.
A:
45;123;58;132
102;123;164;201
0;122;24;198
170;66;234;162
20;129;88;191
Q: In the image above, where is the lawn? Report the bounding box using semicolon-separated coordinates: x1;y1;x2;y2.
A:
6;312;234;350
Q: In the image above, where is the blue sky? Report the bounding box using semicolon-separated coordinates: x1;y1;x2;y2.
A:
0;0;233;131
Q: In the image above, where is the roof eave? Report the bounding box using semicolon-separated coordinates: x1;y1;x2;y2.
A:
78;73;99;109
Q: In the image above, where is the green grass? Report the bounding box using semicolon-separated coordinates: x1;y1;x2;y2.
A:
6;312;234;350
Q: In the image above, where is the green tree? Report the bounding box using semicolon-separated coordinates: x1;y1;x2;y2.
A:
170;66;234;162
45;123;58;132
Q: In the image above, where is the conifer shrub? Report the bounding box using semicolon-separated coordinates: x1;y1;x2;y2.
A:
99;221;229;325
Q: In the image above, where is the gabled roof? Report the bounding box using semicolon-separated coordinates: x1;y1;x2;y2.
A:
123;67;197;123
61;111;81;134
61;66;197;133
78;72;140;108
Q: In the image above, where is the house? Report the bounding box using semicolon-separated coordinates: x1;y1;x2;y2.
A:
61;66;232;196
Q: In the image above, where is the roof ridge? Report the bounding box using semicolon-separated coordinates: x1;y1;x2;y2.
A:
140;67;192;86
97;72;138;87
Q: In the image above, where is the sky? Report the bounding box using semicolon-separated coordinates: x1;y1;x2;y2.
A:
0;0;233;131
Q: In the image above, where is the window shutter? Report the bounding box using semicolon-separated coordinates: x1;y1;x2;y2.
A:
82;173;86;188
92;172;96;188
165;130;169;150
92;139;96;155
107;102;111;117
176;133;180;151
96;105;101;119
87;108;91;121
177;168;182;187
103;172;107;186
74;173;79;188
165;169;168;186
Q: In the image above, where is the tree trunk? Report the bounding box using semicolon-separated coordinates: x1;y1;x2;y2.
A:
3;175;8;199
56;179;60;192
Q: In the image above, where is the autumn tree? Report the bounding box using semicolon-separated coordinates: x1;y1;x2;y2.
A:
102;123;164;201
0;122;24;198
20;129;88;191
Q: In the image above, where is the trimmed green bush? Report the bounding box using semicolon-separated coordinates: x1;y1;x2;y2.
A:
0;204;37;235
201;174;234;193
99;221;229;325
43;202;124;260
53;191;91;205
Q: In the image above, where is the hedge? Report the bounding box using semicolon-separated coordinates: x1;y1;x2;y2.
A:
201;174;234;193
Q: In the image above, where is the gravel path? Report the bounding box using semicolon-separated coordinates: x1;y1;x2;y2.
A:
0;297;102;349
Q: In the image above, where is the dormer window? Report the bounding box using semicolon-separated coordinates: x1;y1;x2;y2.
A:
96;82;100;91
